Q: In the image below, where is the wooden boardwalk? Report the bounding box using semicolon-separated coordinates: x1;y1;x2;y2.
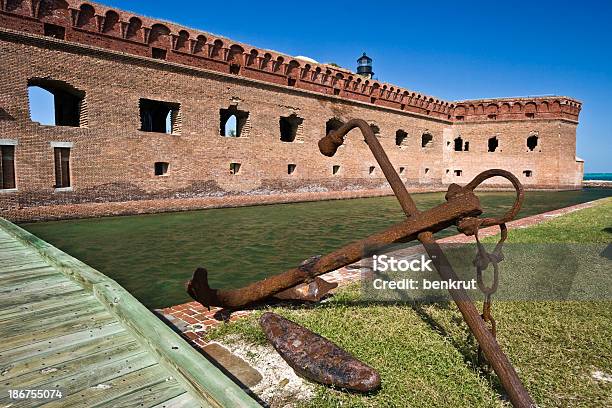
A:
0;219;259;408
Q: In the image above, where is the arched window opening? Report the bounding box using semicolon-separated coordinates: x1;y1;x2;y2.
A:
102;10;119;34
279;114;303;142
488;136;499;152
220;106;249;137
395;130;408;147
325;118;343;136
224;115;237;136
527;135;539;151
139;98;180;134
28;79;85;127
421;133;433;148
76;4;96;29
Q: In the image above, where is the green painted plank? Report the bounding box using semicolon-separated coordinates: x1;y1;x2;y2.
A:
0;331;136;381
0;322;125;366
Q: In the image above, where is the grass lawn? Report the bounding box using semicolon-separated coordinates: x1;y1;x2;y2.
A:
206;198;612;407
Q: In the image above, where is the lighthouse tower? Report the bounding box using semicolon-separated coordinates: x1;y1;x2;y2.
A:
357;53;374;79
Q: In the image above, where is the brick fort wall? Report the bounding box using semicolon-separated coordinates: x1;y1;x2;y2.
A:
0;0;584;219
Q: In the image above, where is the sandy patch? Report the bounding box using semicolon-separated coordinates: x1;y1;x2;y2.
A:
215;335;316;407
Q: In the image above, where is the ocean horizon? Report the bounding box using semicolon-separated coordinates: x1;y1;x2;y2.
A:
584;173;612;181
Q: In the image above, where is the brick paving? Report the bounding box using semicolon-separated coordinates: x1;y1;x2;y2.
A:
157;198;604;349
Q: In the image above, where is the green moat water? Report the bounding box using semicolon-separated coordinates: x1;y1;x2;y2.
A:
21;189;612;309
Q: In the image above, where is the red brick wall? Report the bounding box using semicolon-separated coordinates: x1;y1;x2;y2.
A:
0;1;583;218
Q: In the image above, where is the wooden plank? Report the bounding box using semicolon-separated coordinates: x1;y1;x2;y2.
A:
0;330;136;381
0;298;106;336
3;336;142;389
0;265;59;282
1;351;157;408
0;267;65;296
92;374;188;408
0;282;84;309
0;291;93;323
0;312;118;353
95;283;259;408
38;364;172;408
149;392;200;408
1;322;125;366
0;258;49;271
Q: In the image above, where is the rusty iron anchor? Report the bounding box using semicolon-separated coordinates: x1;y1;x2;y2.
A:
186;118;534;407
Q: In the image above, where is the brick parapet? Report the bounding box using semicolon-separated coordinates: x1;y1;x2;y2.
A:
0;1;581;123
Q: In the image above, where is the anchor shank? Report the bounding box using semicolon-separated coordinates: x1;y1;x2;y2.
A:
321;119;533;407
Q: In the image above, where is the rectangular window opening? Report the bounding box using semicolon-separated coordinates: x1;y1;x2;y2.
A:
399;167;405;175
0;145;16;190
154;162;169;176
152;48;167;60
332;165;340;175
454;169;462;177
279;114;304;142
28;80;85;127
288;164;296;175
54;147;71;188
230;162;241;175
369;166;375;175
140;98;180;134
44;23;65;40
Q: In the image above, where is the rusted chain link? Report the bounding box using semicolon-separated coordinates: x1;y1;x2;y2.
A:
460;219;508;368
